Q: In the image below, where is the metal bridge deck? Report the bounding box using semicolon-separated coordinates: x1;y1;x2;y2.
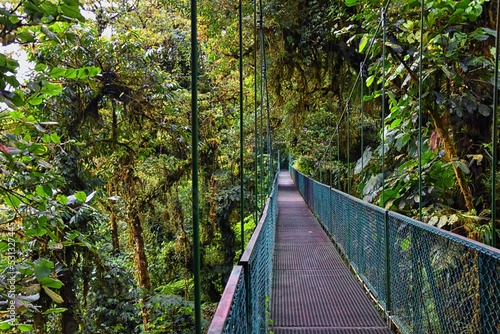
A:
270;171;393;334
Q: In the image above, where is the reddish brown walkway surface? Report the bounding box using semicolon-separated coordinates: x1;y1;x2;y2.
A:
270;171;393;334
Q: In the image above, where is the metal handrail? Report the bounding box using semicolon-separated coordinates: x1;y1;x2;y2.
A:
207;171;279;333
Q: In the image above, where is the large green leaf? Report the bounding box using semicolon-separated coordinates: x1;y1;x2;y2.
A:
39;277;64;289
74;191;87;203
34;259;54;280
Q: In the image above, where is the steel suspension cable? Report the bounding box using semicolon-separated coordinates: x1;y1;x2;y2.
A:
263;39;273;190
347;101;351;194
380;6;387;208
418;0;425;221
265;68;273;189
259;0;264;206
254;0;259;222
190;0;201;331
239;0;245;254
492;0;500;248
337;129;341;189
360;63;365;177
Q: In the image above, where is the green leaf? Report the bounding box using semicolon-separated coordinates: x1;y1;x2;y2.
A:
41;83;62;96
63;0;80;6
61;4;85;21
65;69;77;79
0;241;8;251
39;277;63;289
43;184;53;196
0;321;12;330
27;143;47;155
28;96;44;106
87;66;101;77
44;307;67;314
5;194;21;208
35;63;47;72
36;185;47;198
7;92;25;107
57;194;68;205
50;133;61;144
49;67;66;78
34;259;54;280
74;191;87;203
345;0;357;6
390;118;402;129
19;324;34;332
17;30;35;43
359;35;368;53
10;110;24;119
6;58;19;70
19;264;33;276
366;75;375;87
25;224;48;237
5;75;20;88
77;68;88;79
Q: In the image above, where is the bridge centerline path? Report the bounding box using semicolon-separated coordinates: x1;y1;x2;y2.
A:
270;170;393;334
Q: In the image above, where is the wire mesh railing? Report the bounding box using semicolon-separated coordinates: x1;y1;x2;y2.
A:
290;166;500;334
207;170;279;334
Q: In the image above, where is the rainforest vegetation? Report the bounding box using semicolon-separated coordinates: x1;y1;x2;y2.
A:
0;0;498;332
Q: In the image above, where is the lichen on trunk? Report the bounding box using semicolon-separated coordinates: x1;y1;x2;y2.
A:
427;105;475;212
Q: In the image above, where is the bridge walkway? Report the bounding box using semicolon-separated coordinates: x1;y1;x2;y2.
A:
270;170;393;334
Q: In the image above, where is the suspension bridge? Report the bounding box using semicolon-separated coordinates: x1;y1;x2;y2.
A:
186;0;500;331
207;166;500;333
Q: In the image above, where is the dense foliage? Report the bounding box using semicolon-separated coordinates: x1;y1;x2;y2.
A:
0;0;265;332
0;0;498;332
266;0;499;244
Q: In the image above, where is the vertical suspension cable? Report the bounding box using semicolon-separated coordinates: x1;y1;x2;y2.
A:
347;101;351;194
492;0;500;248
259;0;264;206
418;0;425;222
360;64;365;179
264;51;273;189
239;0;245;253
337;127;341;190
259;0;272;185
381;6;387;208
331;45;335;186
253;0;258;221
265;78;273;187
190;0;201;331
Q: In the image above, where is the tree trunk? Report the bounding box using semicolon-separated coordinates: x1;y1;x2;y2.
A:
110;211;119;253
107;183;120;253
427;106;475;212
129;206;151;329
122;160;151;329
129;207;151;290
60;247;78;334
